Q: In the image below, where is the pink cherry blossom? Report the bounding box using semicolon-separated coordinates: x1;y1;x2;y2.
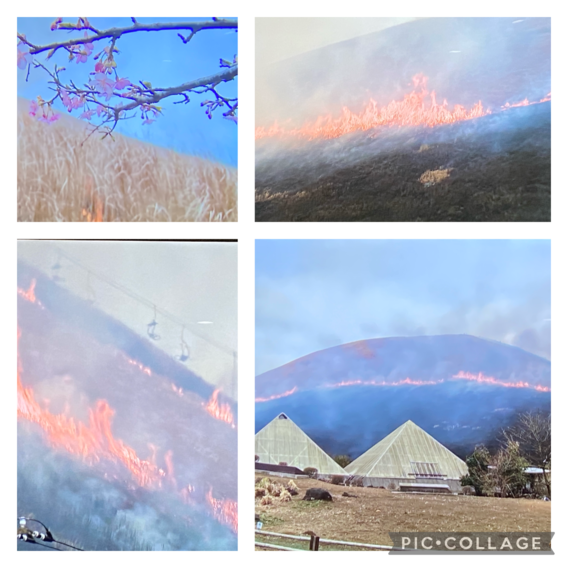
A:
114;77;131;90
83;32;94;55
60;89;71;108
94;60;105;73
90;73;115;100
17;47;32;70
29;100;38;117
80;109;96;120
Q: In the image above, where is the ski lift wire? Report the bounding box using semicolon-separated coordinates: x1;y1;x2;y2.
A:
51;246;234;356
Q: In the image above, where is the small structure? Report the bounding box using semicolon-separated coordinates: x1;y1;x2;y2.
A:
255;413;346;475
346;420;468;493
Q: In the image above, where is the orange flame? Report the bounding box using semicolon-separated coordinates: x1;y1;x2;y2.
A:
256;371;550;402
324;377;442;388
17;279;43;308
502;91;552;109
206;488;238;534
19;327;238;533
82;175;104;222
172;383;184;396
255;75;551;142
204;389;235;428
18;328;165;488
254;386;298;403
125;357;152;376
451;370;551;392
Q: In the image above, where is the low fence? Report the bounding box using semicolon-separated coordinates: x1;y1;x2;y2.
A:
255;529;409;551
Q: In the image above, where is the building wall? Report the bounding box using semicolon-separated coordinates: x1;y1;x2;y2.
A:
362;476;463;493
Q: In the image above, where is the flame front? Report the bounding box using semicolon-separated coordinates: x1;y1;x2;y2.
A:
256;371;550;402
125;357;152;376
255;74;551;142
451;370;551;392
18;326;239;532
204;389;235;428
17;279;43;308
206;488;238;534
255;386;298;403
18;329;165;488
18;285;238;535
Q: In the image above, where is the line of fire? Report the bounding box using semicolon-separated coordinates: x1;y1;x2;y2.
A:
254;239;551;551
255;17;551;222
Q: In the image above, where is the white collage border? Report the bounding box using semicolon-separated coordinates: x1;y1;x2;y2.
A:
5;2;566;564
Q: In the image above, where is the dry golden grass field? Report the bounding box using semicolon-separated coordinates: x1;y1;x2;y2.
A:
255;476;551;549
17;100;237;222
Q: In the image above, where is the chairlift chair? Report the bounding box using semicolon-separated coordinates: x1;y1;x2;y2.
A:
147;306;161;340
179;326;190;361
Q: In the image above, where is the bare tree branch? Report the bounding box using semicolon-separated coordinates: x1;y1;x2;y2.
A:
18;18;238;56
18;17;238;138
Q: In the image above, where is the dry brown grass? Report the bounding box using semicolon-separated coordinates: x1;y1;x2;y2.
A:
255;476;551;546
419;168;453;186
17;100;237;222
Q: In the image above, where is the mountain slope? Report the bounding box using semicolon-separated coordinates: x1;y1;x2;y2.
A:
255;335;550;459
18;263;237;550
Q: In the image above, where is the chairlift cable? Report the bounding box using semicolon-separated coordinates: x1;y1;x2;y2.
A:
51;245;234;356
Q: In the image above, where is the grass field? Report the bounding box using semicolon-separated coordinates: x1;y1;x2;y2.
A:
17;100;237;222
255;104;550;222
255;476;551;549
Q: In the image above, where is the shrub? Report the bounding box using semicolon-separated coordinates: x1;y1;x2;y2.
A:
255;487;267;498
331;475;344;485
257;477;272;489
270;484;282;497
303;467;318;478
260;495;273;506
279;489;292;502
333;454;352;468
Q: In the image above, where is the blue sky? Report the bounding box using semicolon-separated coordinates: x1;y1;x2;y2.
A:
17;17;237;166
256;240;551;374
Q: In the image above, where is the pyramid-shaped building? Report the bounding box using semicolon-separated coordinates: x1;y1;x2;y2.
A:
346;420;468;492
255;413;346;475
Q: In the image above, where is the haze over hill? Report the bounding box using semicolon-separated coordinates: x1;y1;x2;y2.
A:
255;335;550;459
256;17;550;126
18;241;237;392
255;18;550;222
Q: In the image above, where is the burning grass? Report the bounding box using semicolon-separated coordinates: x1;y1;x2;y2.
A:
17;275;238;548
17;100;237;222
255;105;551;222
255;74;550;143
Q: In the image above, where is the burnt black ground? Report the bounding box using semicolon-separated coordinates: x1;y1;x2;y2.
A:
255;104;550;222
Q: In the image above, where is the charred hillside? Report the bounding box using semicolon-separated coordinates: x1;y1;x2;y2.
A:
256;102;550;222
255;17;550;222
